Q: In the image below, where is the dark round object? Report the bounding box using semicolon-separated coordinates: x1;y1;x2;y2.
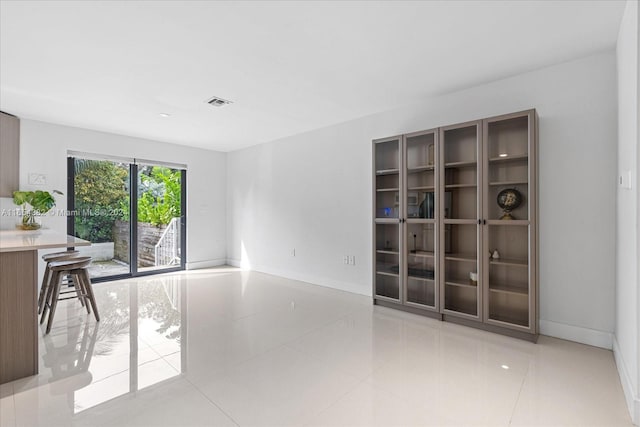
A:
497;188;522;212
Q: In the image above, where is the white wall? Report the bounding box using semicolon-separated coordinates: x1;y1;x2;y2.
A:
227;51;618;348
0;119;227;270
614;1;640;424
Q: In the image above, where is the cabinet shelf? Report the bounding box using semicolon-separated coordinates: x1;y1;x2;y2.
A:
445;281;477;290
489;181;528;187
376;188;399;192
409;250;434;258
443;219;478;225
408;276;435;282
376;262;399;276
486;220;529;226
376;249;399;255
445;183;477;189
488;154;528;163
376;169;399;176
489;285;528;296
445;253;477;262
489;312;528;327
408;186;435;191
445;161;477;168
490;258;528;267
407;165;435;173
376;271;399;278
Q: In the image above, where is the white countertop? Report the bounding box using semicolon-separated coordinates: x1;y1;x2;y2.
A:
0;230;90;252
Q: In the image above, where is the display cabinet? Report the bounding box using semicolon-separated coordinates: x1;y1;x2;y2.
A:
482;110;537;334
440;121;481;320
373;136;402;302
404;130;439;312
372;109;538;340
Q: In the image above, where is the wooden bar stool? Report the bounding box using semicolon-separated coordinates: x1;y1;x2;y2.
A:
38;250;80;315
40;257;100;334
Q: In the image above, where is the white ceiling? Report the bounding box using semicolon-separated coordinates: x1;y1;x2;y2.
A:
0;1;626;152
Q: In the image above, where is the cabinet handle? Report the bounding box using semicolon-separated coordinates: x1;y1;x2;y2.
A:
477;219;481;225
483;219;487;225
398;218;402;224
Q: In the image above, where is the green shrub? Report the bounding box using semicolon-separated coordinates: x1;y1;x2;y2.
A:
74;160;128;242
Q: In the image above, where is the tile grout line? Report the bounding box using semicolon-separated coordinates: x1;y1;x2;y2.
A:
508;364;530;426
300;373;373;427
178;306;366;427
12;391;16;427
182;374;241;427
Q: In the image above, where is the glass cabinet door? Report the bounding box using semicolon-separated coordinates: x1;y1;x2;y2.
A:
375;138;401;220
405;223;436;308
484;112;534;330
375;223;401;300
404;131;438;310
374;137;402;301
440;123;481;319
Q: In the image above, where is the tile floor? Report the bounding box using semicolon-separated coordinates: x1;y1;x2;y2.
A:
0;267;633;426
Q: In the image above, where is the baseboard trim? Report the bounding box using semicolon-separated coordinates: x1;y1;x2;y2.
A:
185;258;227;270
228;261;371;296
613;336;640;425
539;319;613;349
226;258;241;268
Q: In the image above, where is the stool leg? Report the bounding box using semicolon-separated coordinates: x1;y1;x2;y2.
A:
69;274;86;308
73;272;90;314
46;273;64;334
37;265;51;315
40;270;59;325
81;271;99;322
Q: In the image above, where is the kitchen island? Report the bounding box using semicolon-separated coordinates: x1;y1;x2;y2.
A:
0;230;90;384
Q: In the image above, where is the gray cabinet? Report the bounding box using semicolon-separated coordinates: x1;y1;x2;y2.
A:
372;109;538;340
373;136;402;302
0;112;20;198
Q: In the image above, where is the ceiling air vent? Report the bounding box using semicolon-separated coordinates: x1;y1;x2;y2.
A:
206;96;232;107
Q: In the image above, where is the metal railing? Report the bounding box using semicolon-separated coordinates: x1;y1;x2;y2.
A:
154;217;180;267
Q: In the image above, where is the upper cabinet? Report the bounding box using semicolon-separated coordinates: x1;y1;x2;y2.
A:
0;112;20;197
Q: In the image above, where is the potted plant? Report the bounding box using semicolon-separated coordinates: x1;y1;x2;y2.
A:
12;190;63;230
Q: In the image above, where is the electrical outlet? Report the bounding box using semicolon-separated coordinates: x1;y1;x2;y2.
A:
619;170;633;190
350;256;356;265
343;256;349;264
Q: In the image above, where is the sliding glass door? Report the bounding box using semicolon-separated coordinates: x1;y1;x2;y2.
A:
68;156;186;281
135;164;184;273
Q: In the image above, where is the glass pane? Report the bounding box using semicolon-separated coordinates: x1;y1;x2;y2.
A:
375;188;400;219
487;116;529;221
443;224;478;316
375;139;400;219
375;140;399;172
487;224;529;326
406;223;436;307
406;133;436;219
443;126;478;220
375;223;400;299
406;133;435;169
137;166;183;272
73;158;131;279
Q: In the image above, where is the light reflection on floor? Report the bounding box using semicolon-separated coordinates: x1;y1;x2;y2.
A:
31;273;185;417
0;267;632;427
